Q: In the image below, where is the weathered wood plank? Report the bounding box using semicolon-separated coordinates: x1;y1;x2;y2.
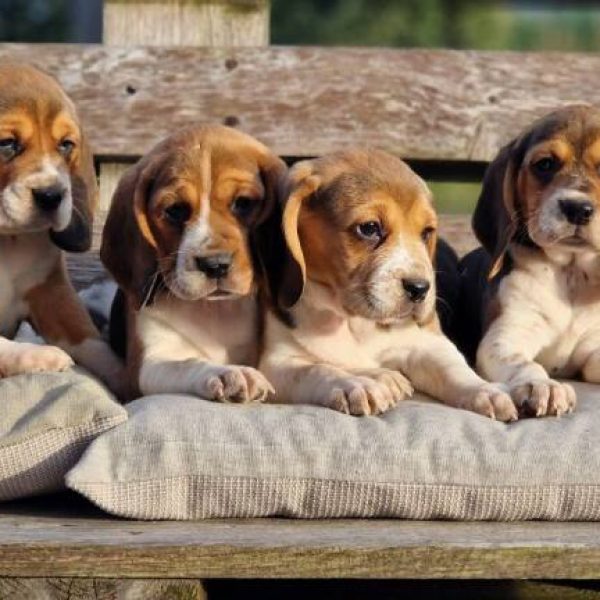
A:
0;494;599;579
0;45;597;161
441;213;477;257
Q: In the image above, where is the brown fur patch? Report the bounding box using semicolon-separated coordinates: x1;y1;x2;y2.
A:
25;258;97;346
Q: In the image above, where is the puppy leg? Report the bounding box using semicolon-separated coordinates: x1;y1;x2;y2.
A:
572;333;600;384
138;316;272;402
582;351;600;383
477;316;576;417
261;353;406;416
385;330;518;422
140;359;274;403
25;260;126;396
0;335;73;377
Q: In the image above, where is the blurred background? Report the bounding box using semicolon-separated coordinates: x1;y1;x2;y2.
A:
2;0;599;212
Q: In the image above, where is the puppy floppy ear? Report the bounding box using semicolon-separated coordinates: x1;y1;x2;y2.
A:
256;152;288;225
100;156;162;310
49;131;96;252
255;160;319;311
278;162;321;309
472;139;521;279
251;153;287;292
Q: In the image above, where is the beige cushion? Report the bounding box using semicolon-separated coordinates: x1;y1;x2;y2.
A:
0;369;127;501
67;383;600;521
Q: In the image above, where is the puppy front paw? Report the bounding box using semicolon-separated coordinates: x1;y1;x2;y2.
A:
460;383;518;422
350;368;413;402
0;343;74;377
202;365;274;404
510;379;576;417
324;375;402;416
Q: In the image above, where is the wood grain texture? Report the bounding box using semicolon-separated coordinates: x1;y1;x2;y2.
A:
0;494;599;579
104;0;269;47
0;45;598;161
0;579;206;600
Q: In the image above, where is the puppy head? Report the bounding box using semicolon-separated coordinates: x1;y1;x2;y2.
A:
474;105;600;275
0;62;96;251
100;125;286;308
274;149;438;325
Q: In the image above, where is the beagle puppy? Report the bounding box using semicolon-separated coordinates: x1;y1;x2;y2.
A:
0;62;122;390
259;149;516;420
458;105;600;418
101;125;286;401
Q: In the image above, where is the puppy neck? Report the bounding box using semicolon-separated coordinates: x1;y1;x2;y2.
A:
289;279;347;334
511;242;600;283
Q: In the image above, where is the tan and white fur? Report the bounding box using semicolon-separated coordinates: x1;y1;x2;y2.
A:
0;62;123;392
260;150;517;420
101;125;286;401
465;105;600;417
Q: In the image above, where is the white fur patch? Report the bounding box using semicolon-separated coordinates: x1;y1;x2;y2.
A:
536;188;592;242
0;157;72;233
173;215;213;299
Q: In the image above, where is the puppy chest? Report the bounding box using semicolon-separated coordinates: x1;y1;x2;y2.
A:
140;297;260;365
537;304;600;374
0;235;56;336
524;266;600;374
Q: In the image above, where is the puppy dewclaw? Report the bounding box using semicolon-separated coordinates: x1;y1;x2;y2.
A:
260;149;517;420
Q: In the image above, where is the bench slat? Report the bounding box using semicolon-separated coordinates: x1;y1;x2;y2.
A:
1;494;600;579
1;44;598;161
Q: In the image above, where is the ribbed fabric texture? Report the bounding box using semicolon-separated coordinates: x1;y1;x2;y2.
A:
67;382;600;521
0;370;127;501
72;477;600;521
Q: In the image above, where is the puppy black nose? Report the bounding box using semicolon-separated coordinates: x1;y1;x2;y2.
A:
32;186;64;212
402;278;430;303
559;198;595;226
195;253;232;279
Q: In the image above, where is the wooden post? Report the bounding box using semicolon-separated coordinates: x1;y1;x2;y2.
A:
103;0;269;46
97;0;271;248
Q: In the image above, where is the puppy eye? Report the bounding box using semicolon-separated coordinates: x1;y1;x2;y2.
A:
421;226;435;243
533;156;560;175
355;221;384;242
231;195;256;219
58;139;75;157
0;137;20;160
164;201;192;225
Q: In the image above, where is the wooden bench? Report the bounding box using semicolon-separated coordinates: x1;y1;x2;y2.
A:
4;1;600;596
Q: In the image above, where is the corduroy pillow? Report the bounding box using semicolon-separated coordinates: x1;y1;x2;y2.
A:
0;369;127;501
67;383;600;520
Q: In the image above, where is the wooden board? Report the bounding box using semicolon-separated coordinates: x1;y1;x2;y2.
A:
1;493;600;580
1;45;599;161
